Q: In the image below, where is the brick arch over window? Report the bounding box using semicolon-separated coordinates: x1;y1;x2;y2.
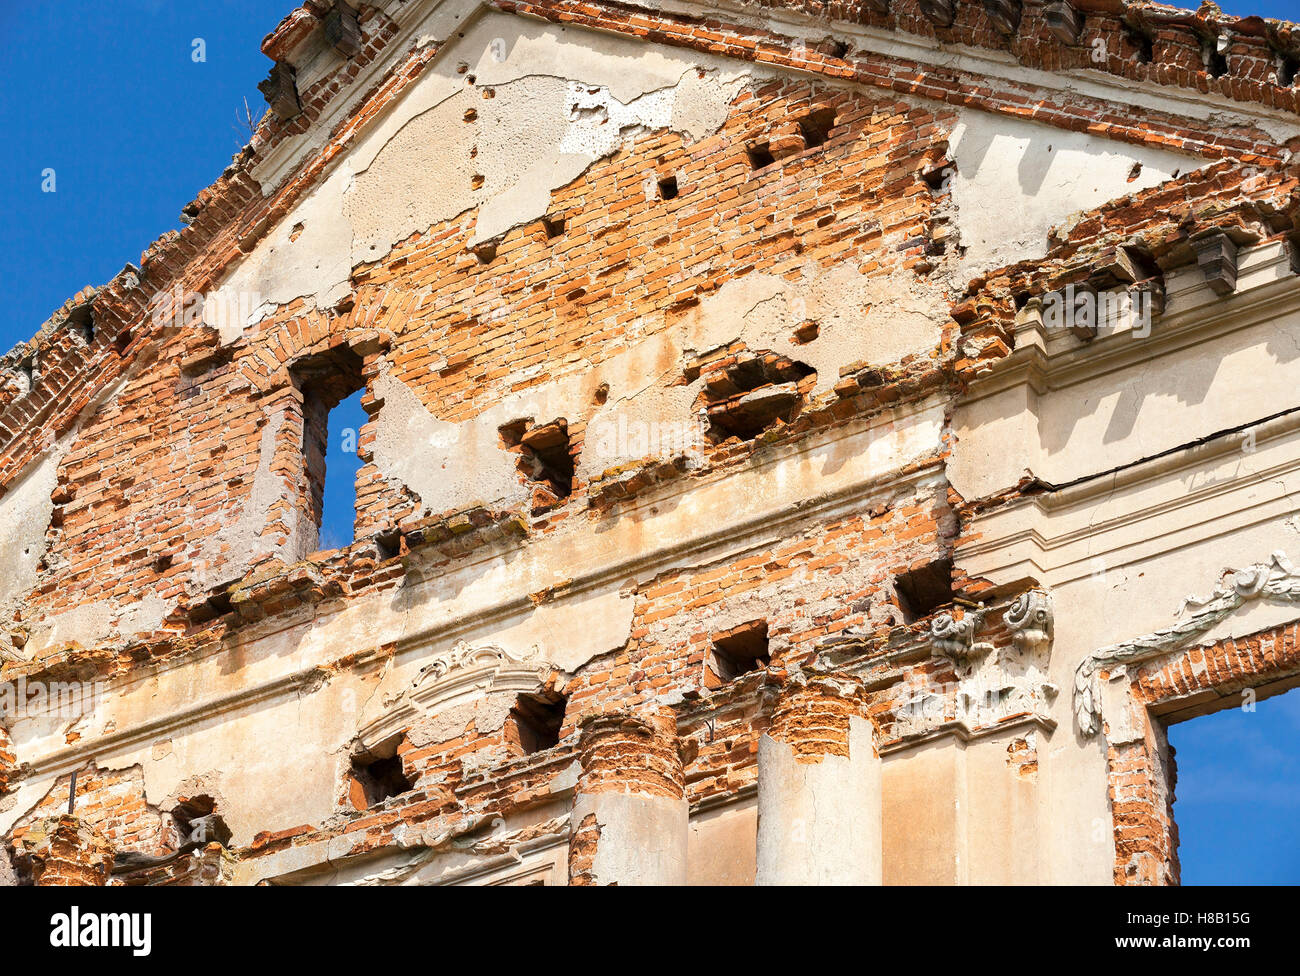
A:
1105;620;1300;885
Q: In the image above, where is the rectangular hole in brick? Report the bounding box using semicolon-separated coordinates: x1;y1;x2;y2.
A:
1126;27;1154;64
657;175;679;200
114;328;133;355
797;108;836;149
348;734;412;809
67;305;94;344
701;352;815;442
17;357;35;393
375;528;401;561
291;346;367;551
706;620;770;687
747;142;775;170
893;558;954;623
507;691;567;755
1204;40;1229;78
922;163;953;193
500;418;575;510
1277;53;1299;87
542;214;566;239
189;588;234;624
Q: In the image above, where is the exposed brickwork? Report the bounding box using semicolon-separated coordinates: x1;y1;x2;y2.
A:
575;708;685;799
0;724;13;797
27;815;113;887
11;764;170;861
567;813;602;885
1006;733;1039;780
2;0;1297;886
766;671;870;762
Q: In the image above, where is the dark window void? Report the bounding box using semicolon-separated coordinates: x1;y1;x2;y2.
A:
506;691;568;755
1126;27;1154;64
747;142;776;170
349;735;413;809
798;108;836;149
893;558;953;623
658;175;679;200
500;418;576;512
1167;687;1300;884
705;620;770;688
291;347;366;550
321;389;367;549
67;304;94;344
1204;41;1229;78
1279;54;1300;88
701;352;815;442
543;214;566;239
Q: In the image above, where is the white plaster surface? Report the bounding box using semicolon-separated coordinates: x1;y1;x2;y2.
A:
756;715;881;885
572;790;688;885
948;109;1198;277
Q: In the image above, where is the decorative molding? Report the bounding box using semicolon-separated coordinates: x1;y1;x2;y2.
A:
1193;230;1240;297
914;592;1057;736
408;639;548;715
258;61;301;122
964;241;1300;403
983;0;1022;37
1006;589;1053;655
1042;1;1083;46
1075;551;1300;736
324;2;363;58
356;640;551;745
413;639;538;684
929;607;986;661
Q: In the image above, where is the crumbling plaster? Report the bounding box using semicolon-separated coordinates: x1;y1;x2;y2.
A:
0;443;68;663
207;15;1220;536
369;257;949;516
210;14;761;337
947;109;1198;277
11;0;1299;886
3;398;944;846
0;374;180;663
574;791;689;885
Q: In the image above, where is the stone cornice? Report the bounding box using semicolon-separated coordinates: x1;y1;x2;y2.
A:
963;240;1300;403
656;0;1300;135
955;404;1300;589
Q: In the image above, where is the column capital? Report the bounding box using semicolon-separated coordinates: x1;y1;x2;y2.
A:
575;705;684;799
762;667;874;763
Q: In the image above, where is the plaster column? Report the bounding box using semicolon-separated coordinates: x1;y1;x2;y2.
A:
28;814;114;887
568;707;688;885
756;671;882;885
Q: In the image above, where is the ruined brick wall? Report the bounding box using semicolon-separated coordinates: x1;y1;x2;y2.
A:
3;0;1300;886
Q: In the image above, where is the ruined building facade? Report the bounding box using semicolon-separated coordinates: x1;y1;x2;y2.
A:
3;0;1300;886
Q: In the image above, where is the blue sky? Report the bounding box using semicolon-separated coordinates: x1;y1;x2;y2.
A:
1169;689;1300;884
2;0;1296;350
2;1;1299;882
